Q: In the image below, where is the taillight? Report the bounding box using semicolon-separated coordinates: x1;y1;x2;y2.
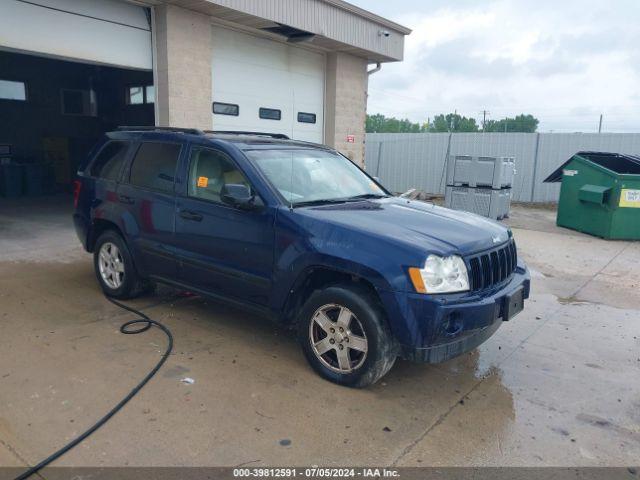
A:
73;180;82;208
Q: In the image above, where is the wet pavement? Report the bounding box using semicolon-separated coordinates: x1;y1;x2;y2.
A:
0;196;638;469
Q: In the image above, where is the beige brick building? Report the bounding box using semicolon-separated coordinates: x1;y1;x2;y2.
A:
150;0;409;167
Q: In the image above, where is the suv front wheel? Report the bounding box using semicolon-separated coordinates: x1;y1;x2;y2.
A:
297;285;397;387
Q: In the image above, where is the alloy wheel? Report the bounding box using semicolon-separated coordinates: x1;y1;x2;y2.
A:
309;304;368;373
98;242;125;289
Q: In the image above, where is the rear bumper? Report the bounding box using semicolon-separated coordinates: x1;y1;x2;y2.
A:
385;262;530;363
72;213;90;251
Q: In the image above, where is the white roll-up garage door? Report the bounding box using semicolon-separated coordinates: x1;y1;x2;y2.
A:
0;0;152;70
211;26;325;144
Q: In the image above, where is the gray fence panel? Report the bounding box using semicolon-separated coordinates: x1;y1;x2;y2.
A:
365;132;640;203
366;133;450;194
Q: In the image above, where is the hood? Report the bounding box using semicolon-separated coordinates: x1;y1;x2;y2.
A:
296;197;510;255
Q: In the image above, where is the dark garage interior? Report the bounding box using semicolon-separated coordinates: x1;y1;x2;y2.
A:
0;50;154;201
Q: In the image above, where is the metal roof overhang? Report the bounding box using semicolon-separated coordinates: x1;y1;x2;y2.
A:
147;0;410;62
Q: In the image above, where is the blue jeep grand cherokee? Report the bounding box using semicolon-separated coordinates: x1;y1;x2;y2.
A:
73;127;530;387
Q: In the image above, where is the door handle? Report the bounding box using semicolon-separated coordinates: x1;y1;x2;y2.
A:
179;209;203;222
118;194;134;205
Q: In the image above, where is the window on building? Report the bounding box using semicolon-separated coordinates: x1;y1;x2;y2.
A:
0;80;27;101
127;85;154;105
89;141;130;180
213;102;239;116
61;89;96;116
259;107;281;121
129;142;181;193
145;85;155;104
187;147;250;204
297;112;316;124
128;86;144;105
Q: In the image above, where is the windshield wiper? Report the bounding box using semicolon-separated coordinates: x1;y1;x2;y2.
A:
292;194;388;208
292;198;354;208
344;193;389;200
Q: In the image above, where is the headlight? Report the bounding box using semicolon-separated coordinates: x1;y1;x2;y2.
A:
408;255;470;294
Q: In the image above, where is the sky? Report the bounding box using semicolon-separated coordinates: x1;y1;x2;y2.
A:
349;0;640;132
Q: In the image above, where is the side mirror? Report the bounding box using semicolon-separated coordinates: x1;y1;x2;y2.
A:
221;183;258;210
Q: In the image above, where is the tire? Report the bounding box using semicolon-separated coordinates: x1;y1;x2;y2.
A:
93;230;148;299
297;284;397;387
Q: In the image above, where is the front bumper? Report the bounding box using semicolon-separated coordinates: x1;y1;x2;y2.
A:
380;262;530;363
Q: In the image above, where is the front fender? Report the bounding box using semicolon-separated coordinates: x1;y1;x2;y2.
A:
270;208;425;322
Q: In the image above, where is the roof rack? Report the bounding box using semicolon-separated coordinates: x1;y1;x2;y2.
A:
205;130;290;140
116;126;204;135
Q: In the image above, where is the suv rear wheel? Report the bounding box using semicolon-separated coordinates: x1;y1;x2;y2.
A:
297;285;397;387
93;230;148;299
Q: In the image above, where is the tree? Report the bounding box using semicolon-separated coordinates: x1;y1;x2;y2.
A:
484;114;539;133
428;113;479;133
366;112;539;134
365;114;425;133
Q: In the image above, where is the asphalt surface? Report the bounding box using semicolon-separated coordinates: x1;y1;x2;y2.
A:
0;197;638;470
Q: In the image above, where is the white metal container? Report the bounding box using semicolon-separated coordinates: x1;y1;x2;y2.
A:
446;155;515;189
445;186;512;220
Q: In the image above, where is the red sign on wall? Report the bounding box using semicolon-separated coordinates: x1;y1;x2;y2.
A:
346;134;355;143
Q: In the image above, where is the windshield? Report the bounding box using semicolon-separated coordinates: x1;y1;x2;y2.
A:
246;148;387;206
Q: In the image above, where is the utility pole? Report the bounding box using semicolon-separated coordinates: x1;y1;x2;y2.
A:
480;110;490;132
598;114;603;133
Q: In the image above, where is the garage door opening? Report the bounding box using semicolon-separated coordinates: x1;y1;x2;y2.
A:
0;50;154;201
0;0;154;205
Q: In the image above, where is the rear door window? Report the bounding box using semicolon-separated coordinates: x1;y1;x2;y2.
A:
89;141;129;180
129;142;181;194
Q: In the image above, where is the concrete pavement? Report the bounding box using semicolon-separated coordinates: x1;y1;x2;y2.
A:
0;197;638;471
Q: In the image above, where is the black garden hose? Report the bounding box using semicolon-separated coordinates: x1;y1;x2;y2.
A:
15;296;174;480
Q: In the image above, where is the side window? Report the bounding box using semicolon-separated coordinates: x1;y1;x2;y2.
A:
297;112;316;124
187;147;249;204
129;142;181;194
213;102;239;116
89;141;129;180
126;85;155;105
0;79;27;101
259;107;281;120
61;89;96;116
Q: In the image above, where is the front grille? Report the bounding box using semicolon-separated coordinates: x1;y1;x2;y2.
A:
467;239;517;291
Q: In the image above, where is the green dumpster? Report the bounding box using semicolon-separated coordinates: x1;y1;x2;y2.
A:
543;151;640;240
